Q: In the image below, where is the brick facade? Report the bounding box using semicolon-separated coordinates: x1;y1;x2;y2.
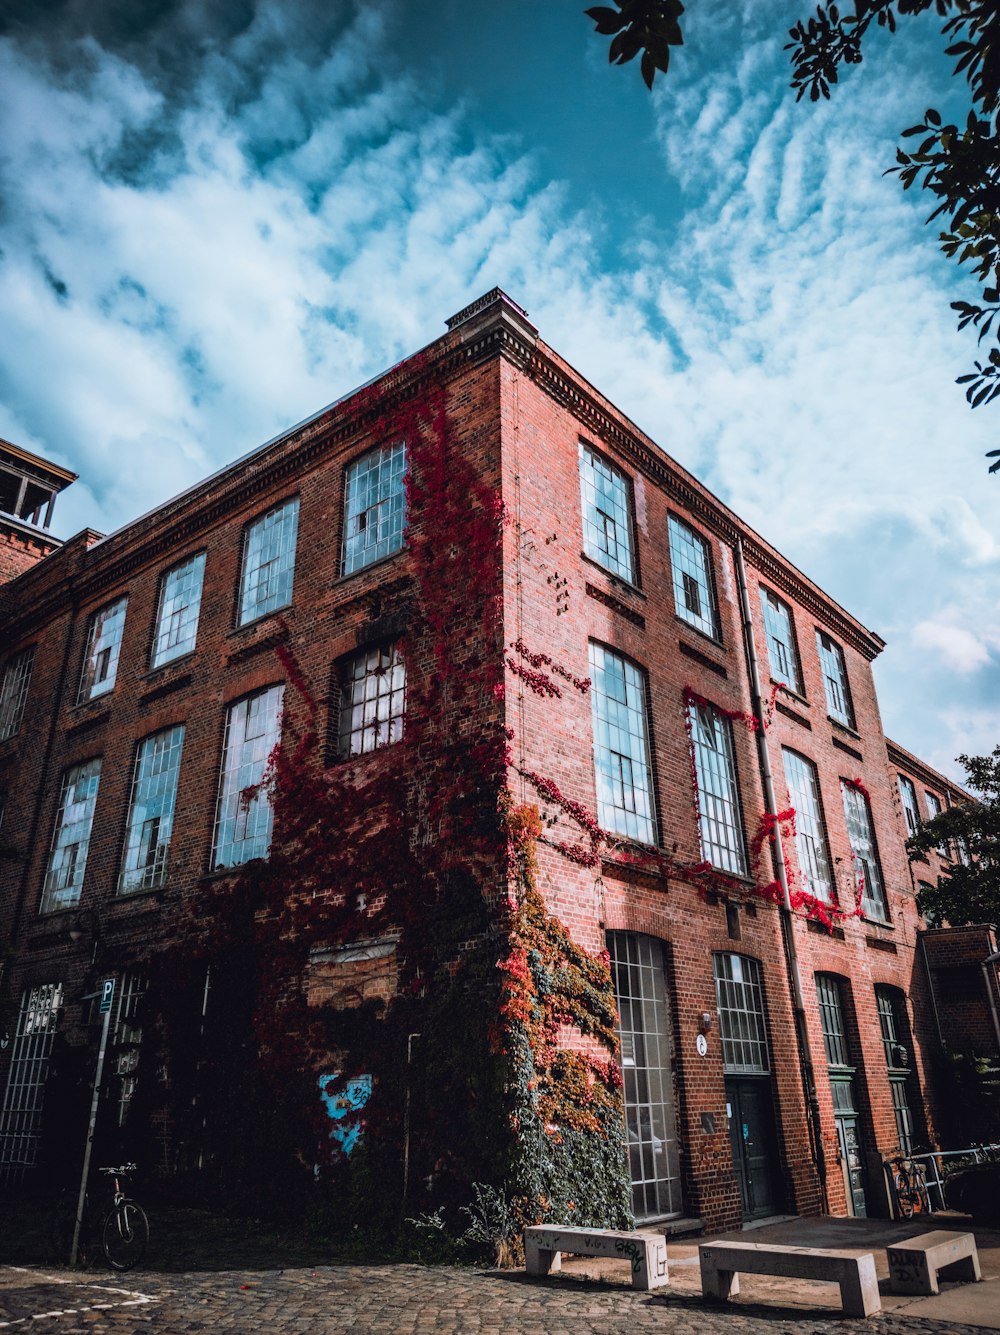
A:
0;290;986;1231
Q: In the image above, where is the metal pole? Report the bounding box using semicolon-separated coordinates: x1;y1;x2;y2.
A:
71;979;114;1266
402;1032;421;1204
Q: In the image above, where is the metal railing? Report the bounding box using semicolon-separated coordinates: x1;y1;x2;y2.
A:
883;1143;1000;1215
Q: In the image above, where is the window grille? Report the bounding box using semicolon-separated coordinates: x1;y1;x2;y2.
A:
0;646;34;740
898;775;921;837
239;498;299;625
688;702;747;875
841;781;888;921
760;588;801;692
876;986;915;1152
112;973;146;1129
40;760;102;913
816;974;850;1068
588;643;656;845
79;597;128;702
120;726;185;893
714;953;770;1074
338;644;405;758
578;443;635;582
212;685;283;868
0;982;63;1182
342;442;406;576
668;516;718;639
816;631;854;727
151;553;206;667
782;749;833;902
924;792;948;858
607;932;682;1220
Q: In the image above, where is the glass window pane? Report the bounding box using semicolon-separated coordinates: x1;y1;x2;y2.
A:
213;685;283;868
152;553;206;667
714;953;770;1073
338;644;406;757
40;760;101;913
689;702;747;875
898;775;921;837
239;499;299;625
579;443;635;582
342;442;407;575
79;598;128;702
816;632;854;728
782;749;833;902
120;726;185;893
668;516;718;639
0;983;64;1183
841;781;888;921
0;646;34;740
761;588;802;693
588;643;656;845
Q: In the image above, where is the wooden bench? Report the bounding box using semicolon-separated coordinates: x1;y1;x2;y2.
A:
887;1230;981;1296
699;1239;880;1317
524;1225;669;1291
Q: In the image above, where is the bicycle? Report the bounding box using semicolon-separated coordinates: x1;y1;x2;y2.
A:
51;1163;149;1271
889;1154;931;1219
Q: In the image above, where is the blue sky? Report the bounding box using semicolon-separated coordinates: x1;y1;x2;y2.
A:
0;0;997;781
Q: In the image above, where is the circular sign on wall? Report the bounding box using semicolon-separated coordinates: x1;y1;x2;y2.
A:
695;1033;708;1056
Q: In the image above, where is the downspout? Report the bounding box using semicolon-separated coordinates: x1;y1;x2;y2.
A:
980;948;1000;1055
733;537;828;1207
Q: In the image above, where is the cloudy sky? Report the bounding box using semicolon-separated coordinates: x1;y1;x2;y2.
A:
1;0;997;781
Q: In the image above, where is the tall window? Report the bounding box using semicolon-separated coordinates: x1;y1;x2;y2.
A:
78;597;128;702
760;588;802;693
151;553;206;667
841;781;888;921
925;791;949;858
714;954;770;1073
588;643;656;845
875;986;916;1153
782;749;833;902
342;441;407;576
816;974;851;1068
668;516;719;639
213;685;283;868
239;498;299;625
898;775;921;837
0;646;34;740
111;973;146;1129
688;701;747;875
578;443;635;582
816;631;854;728
120;726;185;894
338;644;406;758
40;759;102;913
0;982;63;1182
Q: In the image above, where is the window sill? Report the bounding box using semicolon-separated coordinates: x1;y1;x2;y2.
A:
229;606;294;639
142;651;196;681
579;551;646;599
775;681;809;707
199;860;267;883
675;615;725;652
333;546;407;586
828;716;861;740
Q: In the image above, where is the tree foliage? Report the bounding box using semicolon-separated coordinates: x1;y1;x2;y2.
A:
586;1;1000;466
908;746;1000;926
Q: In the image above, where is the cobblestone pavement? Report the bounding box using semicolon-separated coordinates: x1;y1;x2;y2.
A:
0;1261;993;1334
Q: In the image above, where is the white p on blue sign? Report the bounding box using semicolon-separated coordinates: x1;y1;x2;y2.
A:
99;978;116;1015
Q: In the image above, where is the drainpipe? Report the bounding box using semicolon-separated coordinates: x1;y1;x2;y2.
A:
733;537;828;1206
980;949;1000;1055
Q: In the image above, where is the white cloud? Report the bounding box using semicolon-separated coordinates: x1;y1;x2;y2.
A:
913;620;992;674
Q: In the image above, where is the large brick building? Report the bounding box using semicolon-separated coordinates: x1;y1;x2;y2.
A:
0;290;992;1234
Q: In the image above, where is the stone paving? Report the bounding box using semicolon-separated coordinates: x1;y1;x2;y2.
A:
0;1259;994;1334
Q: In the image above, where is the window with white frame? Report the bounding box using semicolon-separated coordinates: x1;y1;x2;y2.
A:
578;443;636;582
338;643;406;758
212;685;283;868
841;780;888;921
119;725;185;894
898;775;921;837
40;759;102;914
588;643;656;845
714;953;770;1074
688;701;747;875
760;588;802;693
925;791;949;858
0;982;63;1182
239;498;299;626
0;646;34;741
342;441;407;576
668;516;719;639
816;631;854;728
78;597;128;702
151;552;206;667
782;749;834;902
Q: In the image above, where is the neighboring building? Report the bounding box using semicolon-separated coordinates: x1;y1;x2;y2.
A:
0;291;984;1231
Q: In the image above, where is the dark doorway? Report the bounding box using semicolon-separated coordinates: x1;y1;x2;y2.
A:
726;1075;782;1220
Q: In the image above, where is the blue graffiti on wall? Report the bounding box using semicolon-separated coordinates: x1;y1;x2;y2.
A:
318;1073;372;1155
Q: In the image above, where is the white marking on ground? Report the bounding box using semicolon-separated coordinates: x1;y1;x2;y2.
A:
0;1268;158;1328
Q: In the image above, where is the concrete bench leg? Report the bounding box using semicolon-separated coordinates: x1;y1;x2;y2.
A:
947;1251;982;1285
840;1254;881;1318
524;1237;561;1276
699;1255;740;1301
631;1239;669;1291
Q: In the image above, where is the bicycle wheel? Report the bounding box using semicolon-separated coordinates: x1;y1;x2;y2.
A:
101;1199;148;1271
897;1183;915;1218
